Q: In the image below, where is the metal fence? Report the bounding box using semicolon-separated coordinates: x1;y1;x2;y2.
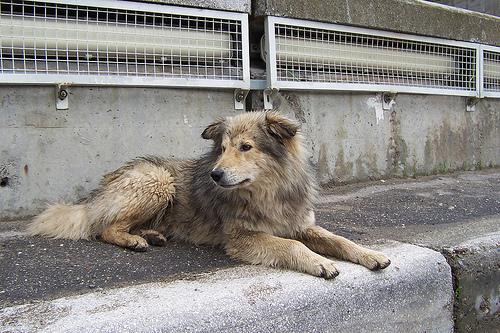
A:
264;16;484;97
0;0;250;88
482;46;500;97
1;2;499;98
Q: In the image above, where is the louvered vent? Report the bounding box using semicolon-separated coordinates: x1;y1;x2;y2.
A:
0;0;249;88
264;17;479;96
483;47;500;97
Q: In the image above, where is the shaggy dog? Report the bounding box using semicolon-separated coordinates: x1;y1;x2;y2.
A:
29;111;390;278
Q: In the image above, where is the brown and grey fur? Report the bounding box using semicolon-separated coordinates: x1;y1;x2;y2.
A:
29;111;390;278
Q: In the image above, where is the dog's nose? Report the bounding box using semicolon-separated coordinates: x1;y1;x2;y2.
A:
211;169;224;183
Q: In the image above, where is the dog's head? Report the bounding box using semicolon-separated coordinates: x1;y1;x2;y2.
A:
202;111;301;189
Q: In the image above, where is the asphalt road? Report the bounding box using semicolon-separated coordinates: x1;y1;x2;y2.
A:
0;228;238;308
316;170;500;243
2;168;500;309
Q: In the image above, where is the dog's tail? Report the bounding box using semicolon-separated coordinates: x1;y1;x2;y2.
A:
28;202;92;240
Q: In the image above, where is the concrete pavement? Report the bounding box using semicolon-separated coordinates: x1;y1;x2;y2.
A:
1;169;500;332
0;245;453;333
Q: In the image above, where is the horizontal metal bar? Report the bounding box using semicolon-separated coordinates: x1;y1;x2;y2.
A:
270;80;479;97
0;73;249;89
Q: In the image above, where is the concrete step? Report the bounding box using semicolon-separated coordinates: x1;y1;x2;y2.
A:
1;243;453;333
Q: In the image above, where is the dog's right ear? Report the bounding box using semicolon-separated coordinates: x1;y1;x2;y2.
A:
265;112;299;140
201;119;226;142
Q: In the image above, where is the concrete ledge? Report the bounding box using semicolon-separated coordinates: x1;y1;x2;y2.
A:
0;243;453;333
133;0;251;13
253;0;500;46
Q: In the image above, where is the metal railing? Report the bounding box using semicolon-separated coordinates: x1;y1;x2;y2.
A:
0;0;250;88
264;16;482;97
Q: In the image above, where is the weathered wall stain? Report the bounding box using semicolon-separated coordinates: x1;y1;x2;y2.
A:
0;86;236;219
272;91;500;186
275;91;307;123
387;107;408;176
317;143;329;181
422;99;500;174
1;85;500;217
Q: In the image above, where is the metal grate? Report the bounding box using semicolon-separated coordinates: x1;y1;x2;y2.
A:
0;0;249;88
482;46;500;97
264;17;479;96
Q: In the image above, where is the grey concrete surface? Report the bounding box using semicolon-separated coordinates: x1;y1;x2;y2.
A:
0;86;238;219
0;245;453;333
316;169;500;332
253;0;500;46
428;0;500;17
271;92;500;185
133;0;251;13
444;231;500;332
3;87;500;219
1;169;500;332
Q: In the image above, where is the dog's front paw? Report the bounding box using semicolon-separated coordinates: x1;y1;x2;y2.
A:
359;250;391;270
318;261;340;279
306;257;340;279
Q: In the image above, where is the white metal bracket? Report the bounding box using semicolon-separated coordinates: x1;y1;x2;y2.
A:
56;84;69;110
263;89;278;110
234;89;249;110
382;92;396;110
466;97;479;112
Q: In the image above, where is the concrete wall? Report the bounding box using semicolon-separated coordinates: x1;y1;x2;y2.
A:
428;0;500;17
263;92;500;185
4;88;497;217
0;86;238;219
1;0;500;218
134;0;251;13
253;0;500;46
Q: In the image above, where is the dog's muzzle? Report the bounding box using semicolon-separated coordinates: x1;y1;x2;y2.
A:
210;168;250;188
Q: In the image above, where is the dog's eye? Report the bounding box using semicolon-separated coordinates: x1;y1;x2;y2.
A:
221;146;226;152
240;144;252;152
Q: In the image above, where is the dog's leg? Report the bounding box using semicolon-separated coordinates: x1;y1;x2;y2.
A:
297;225;390;270
96;159;175;251
101;221;149;252
225;230;340;279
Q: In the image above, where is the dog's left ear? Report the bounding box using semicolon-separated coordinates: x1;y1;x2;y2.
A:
202;119;226;142
265;112;299;140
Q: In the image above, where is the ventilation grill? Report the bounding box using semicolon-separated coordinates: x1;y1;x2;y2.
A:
483;47;500;97
0;0;249;88
265;17;479;96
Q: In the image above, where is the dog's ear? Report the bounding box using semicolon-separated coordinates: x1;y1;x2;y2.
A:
265;112;299;140
202;119;226;142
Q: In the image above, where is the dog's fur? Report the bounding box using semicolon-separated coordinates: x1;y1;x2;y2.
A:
29;111;390;278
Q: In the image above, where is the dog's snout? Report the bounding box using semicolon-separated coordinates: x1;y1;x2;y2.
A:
211;169;224;183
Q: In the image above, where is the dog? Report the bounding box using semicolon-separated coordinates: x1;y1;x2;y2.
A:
29;111;390;278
